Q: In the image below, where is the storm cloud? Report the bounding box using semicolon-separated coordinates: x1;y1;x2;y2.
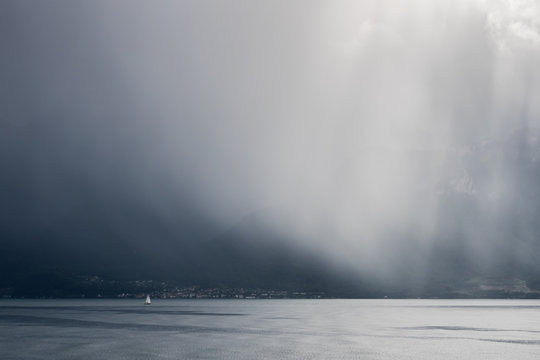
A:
2;0;540;291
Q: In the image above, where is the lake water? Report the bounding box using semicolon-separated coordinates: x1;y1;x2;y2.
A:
1;299;540;359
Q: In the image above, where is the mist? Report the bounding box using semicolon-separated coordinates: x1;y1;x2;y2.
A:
2;0;540;293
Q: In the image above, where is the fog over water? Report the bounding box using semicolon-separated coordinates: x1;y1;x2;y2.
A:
2;1;540;290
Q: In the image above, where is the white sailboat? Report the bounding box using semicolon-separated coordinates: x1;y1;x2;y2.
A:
144;295;151;305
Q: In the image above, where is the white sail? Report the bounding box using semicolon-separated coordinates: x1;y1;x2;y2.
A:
144;295;151;305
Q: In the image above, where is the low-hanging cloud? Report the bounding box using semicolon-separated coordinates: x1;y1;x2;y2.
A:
2;0;540;286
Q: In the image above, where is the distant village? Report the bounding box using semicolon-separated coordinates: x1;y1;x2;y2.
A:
117;284;325;300
0;276;327;299
4;274;538;299
113;279;326;299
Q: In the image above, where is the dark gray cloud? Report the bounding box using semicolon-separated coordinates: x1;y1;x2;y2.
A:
2;0;540;291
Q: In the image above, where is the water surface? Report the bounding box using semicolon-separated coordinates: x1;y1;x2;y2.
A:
1;299;540;359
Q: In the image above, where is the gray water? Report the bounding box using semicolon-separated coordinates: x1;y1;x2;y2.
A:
1;299;540;359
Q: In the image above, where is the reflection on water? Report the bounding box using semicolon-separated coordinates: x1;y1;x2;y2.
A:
1;299;540;359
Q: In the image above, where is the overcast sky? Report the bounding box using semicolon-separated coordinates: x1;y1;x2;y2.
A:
2;0;540;278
